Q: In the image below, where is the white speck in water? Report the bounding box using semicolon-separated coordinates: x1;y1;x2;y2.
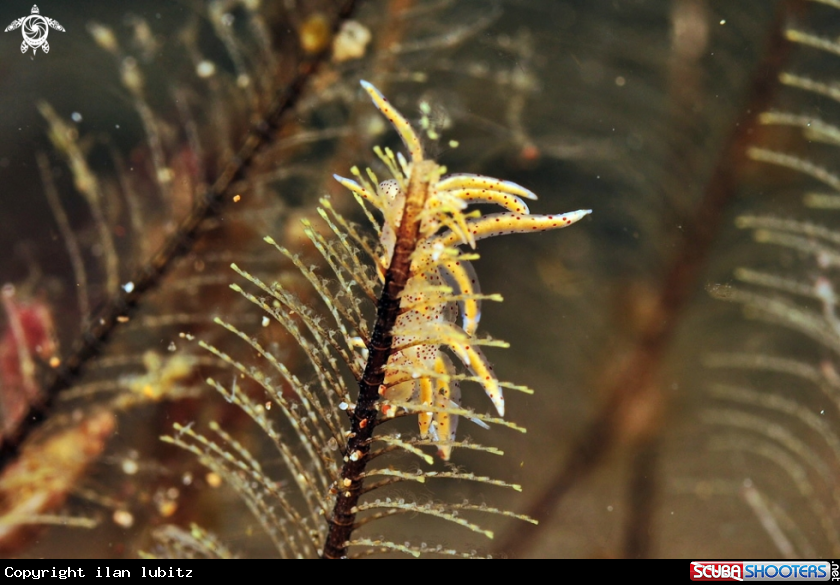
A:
262;316;270;327
113;510;134;528
121;459;139;475
168;341;176;352
122;281;135;293
196;60;216;78
71;112;82;122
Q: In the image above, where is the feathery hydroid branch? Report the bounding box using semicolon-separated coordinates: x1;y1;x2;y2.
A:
0;0;360;469
323;81;590;558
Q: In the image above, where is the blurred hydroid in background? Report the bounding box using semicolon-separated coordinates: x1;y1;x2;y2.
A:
0;0;836;558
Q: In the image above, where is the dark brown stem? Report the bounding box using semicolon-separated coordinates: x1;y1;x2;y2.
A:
322;160;436;559
495;0;804;558
623;437;659;559
0;0;359;469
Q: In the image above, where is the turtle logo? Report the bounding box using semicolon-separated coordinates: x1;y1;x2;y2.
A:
5;5;64;55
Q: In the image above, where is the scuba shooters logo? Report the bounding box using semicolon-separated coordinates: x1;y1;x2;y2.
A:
690;561;834;581
4;5;64;55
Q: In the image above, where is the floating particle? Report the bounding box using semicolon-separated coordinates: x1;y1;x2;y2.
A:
332;20;371;62
519;143;541;162
158;500;177;518
261;316;270;327
113;510;134;528
206;472;222;488
167;341;176;352
70;112;82;123
300;13;331;54
233;194;241;202
122;282;135;293
196;60;216;78
120;57;143;92
88;23;118;53
121;459;139;475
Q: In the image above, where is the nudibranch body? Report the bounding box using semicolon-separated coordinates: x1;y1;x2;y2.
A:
334;80;590;459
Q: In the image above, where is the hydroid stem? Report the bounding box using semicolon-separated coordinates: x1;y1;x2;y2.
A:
323;160;437;559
